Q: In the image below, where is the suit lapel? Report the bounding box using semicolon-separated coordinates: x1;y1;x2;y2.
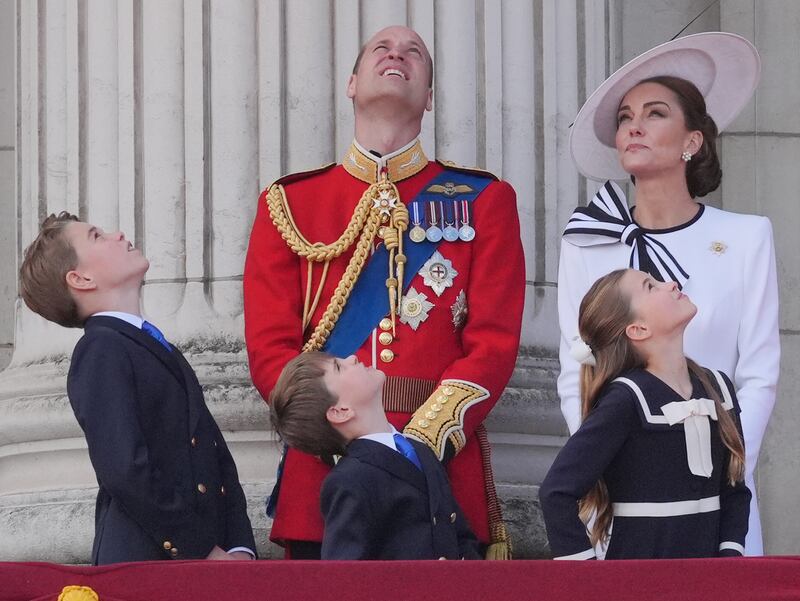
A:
85;316;187;392
173;349;204;433
346;439;428;494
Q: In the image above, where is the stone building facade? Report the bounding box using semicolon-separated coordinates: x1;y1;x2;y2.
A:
0;0;798;560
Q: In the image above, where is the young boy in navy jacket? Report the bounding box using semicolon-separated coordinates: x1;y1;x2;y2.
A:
19;212;255;565
270;351;481;560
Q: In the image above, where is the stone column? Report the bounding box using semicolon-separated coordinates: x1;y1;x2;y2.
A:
718;0;800;556
0;1;615;561
0;0;15;371
614;0;800;555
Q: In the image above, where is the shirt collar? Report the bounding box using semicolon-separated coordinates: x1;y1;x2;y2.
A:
358;425;400;451
342;138;428;183
92;311;144;329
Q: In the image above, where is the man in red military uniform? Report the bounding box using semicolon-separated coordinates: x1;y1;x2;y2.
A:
244;25;525;559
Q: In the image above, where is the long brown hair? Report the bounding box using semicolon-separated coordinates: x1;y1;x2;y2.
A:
577;269;745;545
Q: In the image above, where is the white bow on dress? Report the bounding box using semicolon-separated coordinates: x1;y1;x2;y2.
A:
660;398;718;478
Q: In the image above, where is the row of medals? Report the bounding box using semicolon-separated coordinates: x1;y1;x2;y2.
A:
408;199;475;244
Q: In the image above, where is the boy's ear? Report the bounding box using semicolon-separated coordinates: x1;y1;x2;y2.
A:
326;404;353;425
625;320;650;342
65;270;97;292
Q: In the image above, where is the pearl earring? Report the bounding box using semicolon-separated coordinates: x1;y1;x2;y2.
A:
681;151;693;162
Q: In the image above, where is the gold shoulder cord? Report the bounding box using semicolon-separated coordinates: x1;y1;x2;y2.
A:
266;175;408;352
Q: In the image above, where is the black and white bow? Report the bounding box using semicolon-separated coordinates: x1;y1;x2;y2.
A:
563;181;689;289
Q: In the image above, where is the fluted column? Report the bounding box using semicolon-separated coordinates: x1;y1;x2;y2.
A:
1;0;614;561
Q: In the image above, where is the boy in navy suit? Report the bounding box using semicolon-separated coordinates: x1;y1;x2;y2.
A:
270;351;481;560
19;212;256;565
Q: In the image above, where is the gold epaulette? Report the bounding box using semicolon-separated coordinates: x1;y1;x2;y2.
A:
270;162;337;188
436;159;499;181
403;379;490;461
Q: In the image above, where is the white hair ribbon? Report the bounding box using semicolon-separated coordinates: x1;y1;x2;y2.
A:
569;336;596;367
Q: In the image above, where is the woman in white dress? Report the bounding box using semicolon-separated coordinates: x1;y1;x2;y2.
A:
557;32;779;555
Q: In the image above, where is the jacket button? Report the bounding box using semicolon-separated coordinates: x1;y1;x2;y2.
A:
170;547;178;557
438;556;446;560
450;512;457;523
190;437;197;447
432;516;437;526
163;541;172;550
380;349;394;363
197;483;207;494
379;332;393;345
213;440;218;448
379;318;392;331
220;486;226;496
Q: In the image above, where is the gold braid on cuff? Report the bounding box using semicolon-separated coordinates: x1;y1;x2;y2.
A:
403;379;490;461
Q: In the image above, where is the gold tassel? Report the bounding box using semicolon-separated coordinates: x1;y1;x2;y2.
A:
485;522;512;560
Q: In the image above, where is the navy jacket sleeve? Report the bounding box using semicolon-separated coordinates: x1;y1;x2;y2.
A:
716;371;752;557
68;333;217;558
539;384;639;559
210;416;257;554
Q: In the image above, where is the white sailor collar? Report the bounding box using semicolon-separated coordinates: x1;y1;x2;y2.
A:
613;368;735;429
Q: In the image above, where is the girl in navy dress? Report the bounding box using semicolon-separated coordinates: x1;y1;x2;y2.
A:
540;268;750;559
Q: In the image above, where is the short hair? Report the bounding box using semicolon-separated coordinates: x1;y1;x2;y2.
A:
633;75;722;198
19;211;83;328
352;37;434;88
269;352;347;457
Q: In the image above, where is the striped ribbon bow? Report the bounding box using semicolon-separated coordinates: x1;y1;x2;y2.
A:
563;181;690;289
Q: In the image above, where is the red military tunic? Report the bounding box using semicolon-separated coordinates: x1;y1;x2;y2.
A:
243;139;525;545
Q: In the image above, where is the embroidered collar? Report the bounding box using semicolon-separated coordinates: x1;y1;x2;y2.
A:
342;138;428;183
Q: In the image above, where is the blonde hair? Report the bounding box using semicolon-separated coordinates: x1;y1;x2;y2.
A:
577;269;745;545
19;212;82;328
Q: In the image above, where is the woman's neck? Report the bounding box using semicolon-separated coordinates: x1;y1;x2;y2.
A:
632;172;699;230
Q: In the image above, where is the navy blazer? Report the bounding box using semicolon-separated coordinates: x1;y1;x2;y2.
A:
67;316;255;564
320;437;481;560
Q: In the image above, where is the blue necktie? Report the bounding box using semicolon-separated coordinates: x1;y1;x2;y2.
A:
142;320;172;352
393;433;422;471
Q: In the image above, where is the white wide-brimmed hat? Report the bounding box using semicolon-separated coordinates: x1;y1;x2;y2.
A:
570;32;761;181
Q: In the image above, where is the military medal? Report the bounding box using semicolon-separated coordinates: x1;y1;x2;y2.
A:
409;201;427;243
458;199;475;242
426;201;443;243
451;289;468;330
442;200;460;242
419;250;458;296
400;287;434;331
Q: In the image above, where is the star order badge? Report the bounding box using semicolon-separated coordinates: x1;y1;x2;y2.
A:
419;250;458;296
400;287;434;331
373;189;398;217
451;289;468;330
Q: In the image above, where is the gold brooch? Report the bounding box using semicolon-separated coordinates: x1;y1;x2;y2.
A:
709;241;727;256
